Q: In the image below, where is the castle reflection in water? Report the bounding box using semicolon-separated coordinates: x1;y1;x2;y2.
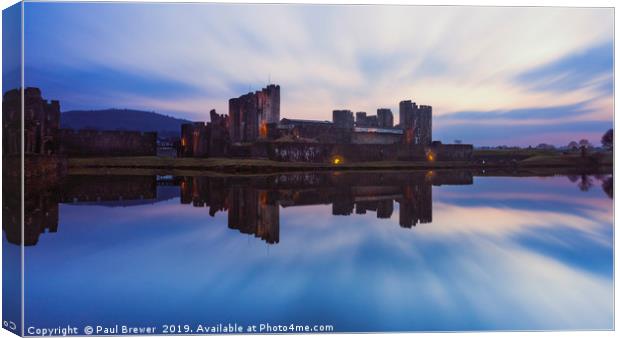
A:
178;171;472;244
2;170;611;246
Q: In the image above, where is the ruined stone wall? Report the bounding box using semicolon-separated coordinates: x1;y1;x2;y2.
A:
256;84;280;125
332;110;354;129
209;110;231;157
268;142;331;162
3;89;21;155
245;142;428;163
228;93;258;143
394;145;426;161
3;87;61;155
417;105;432;146
399;100;432;146
179;122;208;157
228;98;242;142
279;123;351;143
336;143;398;162
351;131;402;145
59;129;157;157
229;143;254;158
179;110;230;158
229;84;280;143
377;108;394;128
431;144;473;161
238;141;470;163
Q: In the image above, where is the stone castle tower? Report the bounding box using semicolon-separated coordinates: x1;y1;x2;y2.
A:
229;84;280;143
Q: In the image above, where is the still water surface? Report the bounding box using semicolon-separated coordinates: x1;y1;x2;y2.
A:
13;171;614;332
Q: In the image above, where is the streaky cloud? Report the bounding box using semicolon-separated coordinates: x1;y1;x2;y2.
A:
437;101;594;121
515;41;613;93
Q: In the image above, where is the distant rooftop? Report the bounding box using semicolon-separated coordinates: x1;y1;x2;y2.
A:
354;127;403;135
280;118;333;125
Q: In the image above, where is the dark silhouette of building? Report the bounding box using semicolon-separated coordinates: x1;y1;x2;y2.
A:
356;111;380;127
355;112;366;125
178;85;470;162
229;84;280;143
59;129;157;157
278;118;351;143
179;110;230;158
3;87;156;158
180;122;209;157
208;110;231;157
377;108;394;128
399;100;432;145
332;109;355;129
3;87;60;155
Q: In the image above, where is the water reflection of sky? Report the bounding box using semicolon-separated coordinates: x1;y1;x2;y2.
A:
23;176;612;332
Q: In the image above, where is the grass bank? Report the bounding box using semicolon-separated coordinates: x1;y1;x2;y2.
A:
67;151;612;174
68;156;473;173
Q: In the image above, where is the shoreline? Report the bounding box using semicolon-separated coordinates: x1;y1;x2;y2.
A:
65;155;613;176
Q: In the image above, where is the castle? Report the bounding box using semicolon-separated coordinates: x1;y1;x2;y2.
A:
2;87;158;160
2;85;471;165
3;87;60;156
180;84;472;162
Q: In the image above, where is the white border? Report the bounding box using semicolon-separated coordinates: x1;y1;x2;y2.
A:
0;1;616;338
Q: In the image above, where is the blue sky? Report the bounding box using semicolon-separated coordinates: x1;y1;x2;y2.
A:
18;3;614;146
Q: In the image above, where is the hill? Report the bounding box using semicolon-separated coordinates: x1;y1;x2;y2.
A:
61;109;192;138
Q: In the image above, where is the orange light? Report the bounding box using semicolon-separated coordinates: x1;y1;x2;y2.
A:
331;156;343;165
425;170;435;181
259;122;268;138
426;151;435;162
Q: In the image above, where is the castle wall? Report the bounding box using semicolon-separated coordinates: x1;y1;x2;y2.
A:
430;144;473;161
179;110;230;158
180;122;209;157
59;129;157;157
377;108;394;128
229;85;280;143
278;120;352;143
351;131;402;144
399;100;432;146
208;110;231;157
243;142;431;163
3;87;61;156
240;141;472;163
332;110;354;129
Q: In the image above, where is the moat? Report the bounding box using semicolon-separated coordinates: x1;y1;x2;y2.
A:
4;170;613;332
